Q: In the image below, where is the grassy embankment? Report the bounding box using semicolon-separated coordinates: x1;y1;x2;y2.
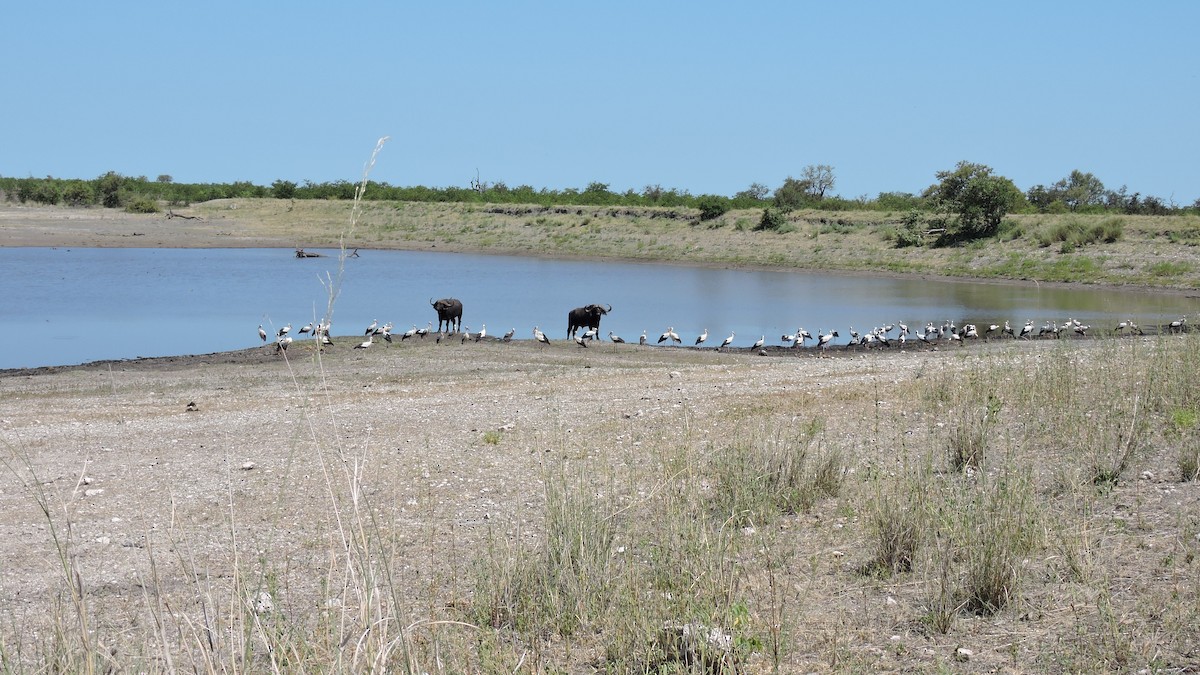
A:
183;198;1200;289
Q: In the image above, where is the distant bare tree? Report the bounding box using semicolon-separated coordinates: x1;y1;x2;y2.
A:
736;182;770;201
470;169;488;195
801;164;835;200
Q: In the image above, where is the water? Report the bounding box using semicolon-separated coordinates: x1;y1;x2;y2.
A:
0;247;1192;370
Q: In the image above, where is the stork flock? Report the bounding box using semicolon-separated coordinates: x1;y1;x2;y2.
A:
260;314;1187;356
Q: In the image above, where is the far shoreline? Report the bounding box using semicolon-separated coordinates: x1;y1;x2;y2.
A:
3;201;1198;300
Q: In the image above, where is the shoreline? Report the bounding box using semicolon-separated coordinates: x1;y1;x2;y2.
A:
4;202;1196;298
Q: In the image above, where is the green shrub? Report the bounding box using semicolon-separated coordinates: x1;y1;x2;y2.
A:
755;207;788;232
1036;217;1123;249
60;181;95;206
696;194;730;222
894;210;927;248
124;196;161;213
1147;261;1193;278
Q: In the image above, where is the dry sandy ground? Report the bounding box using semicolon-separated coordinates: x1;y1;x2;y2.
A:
0;201;297;248
0;332;946;667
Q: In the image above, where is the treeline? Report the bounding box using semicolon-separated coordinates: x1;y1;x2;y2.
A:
0;165;1193;220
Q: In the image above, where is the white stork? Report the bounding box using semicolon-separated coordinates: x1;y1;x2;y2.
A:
364;319;377;336
695;328;709;346
719;331;735;350
533;326;550;345
817;329;839;351
751;335;765;351
258;325;268;343
609;331;625;344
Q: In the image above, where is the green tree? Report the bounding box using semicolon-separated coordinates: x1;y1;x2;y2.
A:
271;179;297;199
773;176;811;210
695;194;730;221
1054;170;1106;211
925;161;1023;240
582;181;616;204
735;182;769;201
61;180;95;206
94;171;123;208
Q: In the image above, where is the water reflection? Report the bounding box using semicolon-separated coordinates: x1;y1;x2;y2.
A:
0;247;1191;370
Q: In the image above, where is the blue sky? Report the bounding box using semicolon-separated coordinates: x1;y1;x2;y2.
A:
2;2;1197;204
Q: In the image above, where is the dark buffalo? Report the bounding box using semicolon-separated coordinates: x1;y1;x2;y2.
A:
430;297;463;333
567;303;612;338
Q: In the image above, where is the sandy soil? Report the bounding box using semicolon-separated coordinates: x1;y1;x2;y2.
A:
0;202;298;248
0;329;943;661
